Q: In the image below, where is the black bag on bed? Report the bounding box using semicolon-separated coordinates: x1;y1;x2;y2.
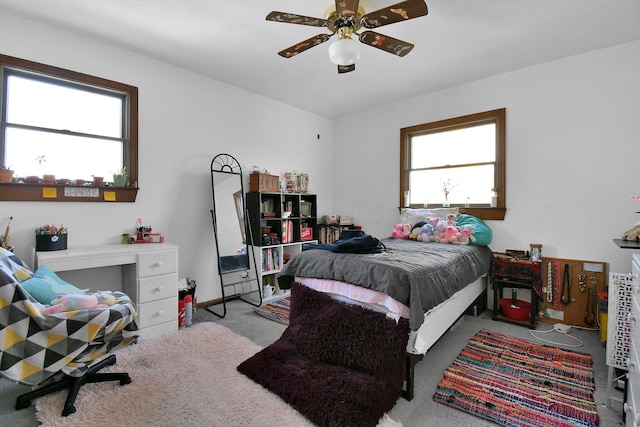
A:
305;231;385;254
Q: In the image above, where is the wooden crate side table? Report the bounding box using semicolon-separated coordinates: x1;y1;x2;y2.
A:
491;255;543;328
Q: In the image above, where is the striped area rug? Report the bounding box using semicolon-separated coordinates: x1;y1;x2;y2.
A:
254;297;290;325
433;329;599;427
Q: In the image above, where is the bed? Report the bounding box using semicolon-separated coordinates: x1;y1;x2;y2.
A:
276;211;493;399
279;237;492;346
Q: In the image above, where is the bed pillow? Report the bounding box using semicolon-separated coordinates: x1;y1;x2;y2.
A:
20;265;85;305
0;247;33;282
399;207;459;225
456;214;492;246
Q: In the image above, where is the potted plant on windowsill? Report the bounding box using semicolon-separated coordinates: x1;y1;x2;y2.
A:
113;167;127;187
0;164;14;183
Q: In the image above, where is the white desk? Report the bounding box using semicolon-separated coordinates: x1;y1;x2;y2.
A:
36;244;179;340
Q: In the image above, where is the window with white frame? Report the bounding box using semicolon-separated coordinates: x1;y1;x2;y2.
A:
400;108;506;220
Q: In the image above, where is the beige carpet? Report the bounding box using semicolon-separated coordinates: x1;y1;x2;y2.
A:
35;322;402;427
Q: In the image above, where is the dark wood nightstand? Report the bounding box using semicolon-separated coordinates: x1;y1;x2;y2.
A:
491;254;543;328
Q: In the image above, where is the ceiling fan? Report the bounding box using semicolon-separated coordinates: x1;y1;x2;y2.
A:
266;0;428;74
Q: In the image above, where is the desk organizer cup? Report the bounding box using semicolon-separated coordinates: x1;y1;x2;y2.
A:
35;225;68;251
36;233;67;251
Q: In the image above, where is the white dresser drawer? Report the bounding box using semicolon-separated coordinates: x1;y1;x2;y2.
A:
138;251;177;277
137;297;178;328
138;321;177;341
627;342;640;427
139;273;177;303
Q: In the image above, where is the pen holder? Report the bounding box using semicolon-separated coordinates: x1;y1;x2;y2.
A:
36;234;68;251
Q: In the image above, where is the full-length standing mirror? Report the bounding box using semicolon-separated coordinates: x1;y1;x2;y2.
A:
205;153;261;318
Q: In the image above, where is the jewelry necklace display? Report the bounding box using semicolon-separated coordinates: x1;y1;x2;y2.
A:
561;263;572;305
578;269;586;293
547;261;554;303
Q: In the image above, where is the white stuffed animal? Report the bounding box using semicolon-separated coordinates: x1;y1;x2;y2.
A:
623;220;640;241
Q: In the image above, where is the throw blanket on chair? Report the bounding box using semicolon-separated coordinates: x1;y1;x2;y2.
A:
0;267;139;386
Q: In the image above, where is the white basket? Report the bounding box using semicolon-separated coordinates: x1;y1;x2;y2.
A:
606;273;637;369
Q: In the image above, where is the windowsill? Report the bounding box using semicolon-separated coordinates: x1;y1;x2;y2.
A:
0;182;138;202
459;207;506;220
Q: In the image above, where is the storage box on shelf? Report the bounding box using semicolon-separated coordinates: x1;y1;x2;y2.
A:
246;191;317;301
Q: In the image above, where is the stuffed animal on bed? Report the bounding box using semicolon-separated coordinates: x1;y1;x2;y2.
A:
417;223;434;242
455;224;476;245
42;292;116;315
409;221;427;240
391;223;412;239
440;225;462;243
432;220;448;242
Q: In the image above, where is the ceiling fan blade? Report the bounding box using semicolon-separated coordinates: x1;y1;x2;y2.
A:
338;64;356;74
277;33;334;58
266;11;328;27
335;0;360;17
361;0;428;29
359;31;414;57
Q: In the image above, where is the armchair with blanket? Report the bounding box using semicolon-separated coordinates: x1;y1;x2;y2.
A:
0;247;139;416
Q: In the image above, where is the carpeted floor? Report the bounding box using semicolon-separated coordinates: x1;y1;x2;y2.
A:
33;322;401;427
433;329;599;427
0;301;625;427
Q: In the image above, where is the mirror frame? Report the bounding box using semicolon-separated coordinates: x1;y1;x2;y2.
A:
210;153;250;274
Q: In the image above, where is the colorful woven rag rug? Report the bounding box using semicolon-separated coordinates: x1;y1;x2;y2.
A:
254;297;290;325
433;329;599;427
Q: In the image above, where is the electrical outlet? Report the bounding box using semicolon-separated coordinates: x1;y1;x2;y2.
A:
545;309;564;320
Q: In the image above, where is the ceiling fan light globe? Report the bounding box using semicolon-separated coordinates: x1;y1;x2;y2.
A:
328;38;361;66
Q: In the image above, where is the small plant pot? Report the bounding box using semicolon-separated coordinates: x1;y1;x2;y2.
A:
93;176;104;187
113;174;127;187
42;174;55;184
0;169;14;183
75;179;85;186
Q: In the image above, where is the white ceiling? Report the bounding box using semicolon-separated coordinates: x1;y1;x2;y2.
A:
2;0;640;119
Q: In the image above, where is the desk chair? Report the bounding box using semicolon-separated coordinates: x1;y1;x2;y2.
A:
0;248;139;416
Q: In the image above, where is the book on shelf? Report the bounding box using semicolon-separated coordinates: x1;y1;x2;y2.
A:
263;247;281;271
281;219;293;243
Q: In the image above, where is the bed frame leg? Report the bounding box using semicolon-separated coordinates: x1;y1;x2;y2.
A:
402;353;424;401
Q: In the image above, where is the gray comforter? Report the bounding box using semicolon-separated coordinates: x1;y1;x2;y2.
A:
278;238;493;331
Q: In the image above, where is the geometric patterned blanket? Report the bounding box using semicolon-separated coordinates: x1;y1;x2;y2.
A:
0;262;139;386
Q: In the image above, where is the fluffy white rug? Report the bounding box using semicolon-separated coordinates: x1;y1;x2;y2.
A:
35;322;402;427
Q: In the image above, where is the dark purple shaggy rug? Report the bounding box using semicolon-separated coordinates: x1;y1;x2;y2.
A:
237;282;410;427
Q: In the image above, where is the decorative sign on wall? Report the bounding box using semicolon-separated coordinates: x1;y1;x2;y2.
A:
64;187;100;198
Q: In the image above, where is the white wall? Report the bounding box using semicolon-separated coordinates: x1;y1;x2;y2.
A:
332;40;640;274
0;13;333;304
3;12;639;306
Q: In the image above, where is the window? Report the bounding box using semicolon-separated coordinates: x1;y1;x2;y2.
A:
0;54;138;202
400;108;506;220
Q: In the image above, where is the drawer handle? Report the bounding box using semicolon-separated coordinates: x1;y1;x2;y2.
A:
153;261;164;267
154;310;163;317
155;286;164;292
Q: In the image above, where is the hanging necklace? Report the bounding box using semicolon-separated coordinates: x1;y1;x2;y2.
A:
578;269;586;293
547;261;554;303
561;263;572;305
